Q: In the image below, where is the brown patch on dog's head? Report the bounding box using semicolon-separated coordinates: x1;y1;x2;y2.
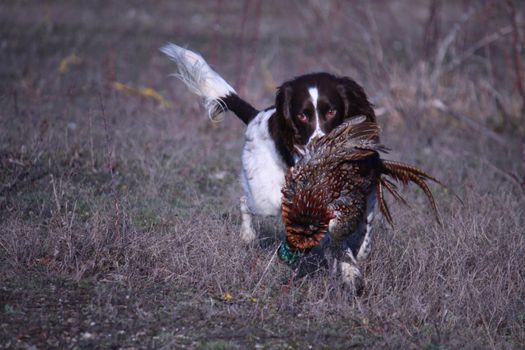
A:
273;73;375;164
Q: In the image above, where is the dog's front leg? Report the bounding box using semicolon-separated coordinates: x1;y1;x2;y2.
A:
240;196;256;243
356;192;377;261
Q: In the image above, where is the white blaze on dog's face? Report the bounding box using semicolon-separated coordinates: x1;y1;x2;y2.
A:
275;73;376;158
307;87;325;143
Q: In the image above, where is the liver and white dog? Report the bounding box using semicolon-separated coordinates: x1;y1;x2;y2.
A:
161;44;376;245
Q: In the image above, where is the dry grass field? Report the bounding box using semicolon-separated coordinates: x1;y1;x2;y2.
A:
1;1;524;349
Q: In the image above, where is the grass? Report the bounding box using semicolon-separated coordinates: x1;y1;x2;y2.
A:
1;1;524;349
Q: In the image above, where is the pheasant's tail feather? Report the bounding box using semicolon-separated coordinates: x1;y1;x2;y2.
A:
281;187;334;252
380;177;408;206
380;160;442;225
377;181;394;227
381;160;443;186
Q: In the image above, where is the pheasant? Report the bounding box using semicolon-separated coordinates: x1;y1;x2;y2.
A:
279;120;441;293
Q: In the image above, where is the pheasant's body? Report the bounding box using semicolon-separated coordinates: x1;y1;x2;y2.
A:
282;148;378;249
281;121;441;292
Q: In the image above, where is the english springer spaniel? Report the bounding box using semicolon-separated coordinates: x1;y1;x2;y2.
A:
161;44;376;244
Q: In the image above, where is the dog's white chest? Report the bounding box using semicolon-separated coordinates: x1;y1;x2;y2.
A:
240;109;287;216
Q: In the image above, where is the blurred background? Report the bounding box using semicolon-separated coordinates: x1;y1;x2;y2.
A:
1;1;524;349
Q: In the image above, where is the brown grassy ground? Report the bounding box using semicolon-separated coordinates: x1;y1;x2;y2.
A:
1;1;524;349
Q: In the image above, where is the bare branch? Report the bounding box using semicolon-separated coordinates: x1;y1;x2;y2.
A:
506;0;525;116
431;6;478;84
430;99;507;147
443;26;512;73
423;0;442;59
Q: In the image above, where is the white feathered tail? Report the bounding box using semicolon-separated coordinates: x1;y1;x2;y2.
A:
161;43;236;121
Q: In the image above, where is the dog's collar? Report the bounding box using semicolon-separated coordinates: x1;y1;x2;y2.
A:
278;241;303;265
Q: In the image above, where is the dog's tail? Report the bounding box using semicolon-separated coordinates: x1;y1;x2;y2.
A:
160;43;259;124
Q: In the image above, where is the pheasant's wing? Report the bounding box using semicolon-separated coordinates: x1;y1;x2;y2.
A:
314;121;380;148
305;121;387;165
328;187;368;242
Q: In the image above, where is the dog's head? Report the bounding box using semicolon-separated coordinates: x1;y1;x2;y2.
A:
275;73;375;150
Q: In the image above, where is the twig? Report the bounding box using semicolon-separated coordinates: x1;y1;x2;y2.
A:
443;26;512;73
68;200;77;231
430;99;507;147
211;0;223;65
481;55;512;128
522;140;525;188
0;169;48;197
478;155;524;197
99;90;123;240
431;6;478;84
88;109;95;170
251;246;278;295
506;0;525;116
237;0;262;95
365;3;384;67
423;0;441;59
235;0;251;93
50;174;62;216
98;92;114;176
443;148;524;197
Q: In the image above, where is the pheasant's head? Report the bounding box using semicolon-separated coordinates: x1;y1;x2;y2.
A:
281;181;335;253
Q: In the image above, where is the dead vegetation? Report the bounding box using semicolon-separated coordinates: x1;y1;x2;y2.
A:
1;1;524;349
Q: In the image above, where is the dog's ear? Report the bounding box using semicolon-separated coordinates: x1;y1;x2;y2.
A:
272;82;297;166
276;83;293;121
336;77;376;123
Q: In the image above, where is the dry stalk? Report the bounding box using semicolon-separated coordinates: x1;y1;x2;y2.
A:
431;5;478;84
430;99;507;146
506;0;525;117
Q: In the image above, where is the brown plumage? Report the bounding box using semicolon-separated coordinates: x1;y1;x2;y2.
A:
281;121;441;255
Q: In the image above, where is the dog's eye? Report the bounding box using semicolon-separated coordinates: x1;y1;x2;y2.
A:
297;113;308;123
326;109;337;119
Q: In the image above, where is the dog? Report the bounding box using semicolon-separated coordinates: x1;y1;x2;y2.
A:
161;44;376;245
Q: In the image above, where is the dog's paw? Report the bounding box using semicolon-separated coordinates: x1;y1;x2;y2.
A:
341;262;364;296
239;196;256;244
294;250;328;279
240;223;256;244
